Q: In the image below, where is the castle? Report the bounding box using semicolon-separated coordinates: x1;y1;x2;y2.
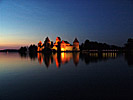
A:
37;37;80;52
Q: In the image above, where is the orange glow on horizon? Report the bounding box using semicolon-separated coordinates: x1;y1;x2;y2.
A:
0;43;33;50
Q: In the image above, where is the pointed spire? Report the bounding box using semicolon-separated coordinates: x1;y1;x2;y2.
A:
73;38;79;43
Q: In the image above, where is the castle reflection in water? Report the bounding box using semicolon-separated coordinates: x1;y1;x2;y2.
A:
37;52;80;68
19;52;123;68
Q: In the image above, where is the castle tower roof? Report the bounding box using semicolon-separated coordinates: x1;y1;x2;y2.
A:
73;38;79;43
56;37;61;41
39;41;42;44
45;37;50;42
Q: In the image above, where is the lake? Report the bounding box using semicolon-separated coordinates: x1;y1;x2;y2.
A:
0;52;133;100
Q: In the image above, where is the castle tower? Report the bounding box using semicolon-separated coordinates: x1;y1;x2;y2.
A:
44;37;51;48
73;38;80;51
54;37;61;46
52;37;61;51
37;41;43;52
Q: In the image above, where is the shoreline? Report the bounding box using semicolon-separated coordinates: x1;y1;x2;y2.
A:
0;49;132;53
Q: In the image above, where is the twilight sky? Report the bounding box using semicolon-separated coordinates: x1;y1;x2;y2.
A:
0;0;133;49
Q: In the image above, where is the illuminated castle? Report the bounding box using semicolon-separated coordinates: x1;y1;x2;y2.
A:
37;37;80;52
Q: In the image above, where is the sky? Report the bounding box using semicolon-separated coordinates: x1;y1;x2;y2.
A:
0;0;133;49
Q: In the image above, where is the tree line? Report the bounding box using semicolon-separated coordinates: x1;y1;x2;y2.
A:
80;40;122;51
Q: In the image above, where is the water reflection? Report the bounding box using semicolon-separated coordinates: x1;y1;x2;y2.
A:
37;53;79;68
1;52;133;100
18;52;131;68
124;52;133;66
19;53;27;58
80;52;118;65
52;52;80;68
29;53;37;60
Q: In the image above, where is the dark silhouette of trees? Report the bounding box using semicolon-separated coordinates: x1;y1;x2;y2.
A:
0;49;18;52
124;38;133;66
19;44;37;53
19;46;27;53
29;44;37;53
125;38;133;51
80;39;121;51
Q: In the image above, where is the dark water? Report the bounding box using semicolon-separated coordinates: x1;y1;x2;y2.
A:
0;52;133;100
